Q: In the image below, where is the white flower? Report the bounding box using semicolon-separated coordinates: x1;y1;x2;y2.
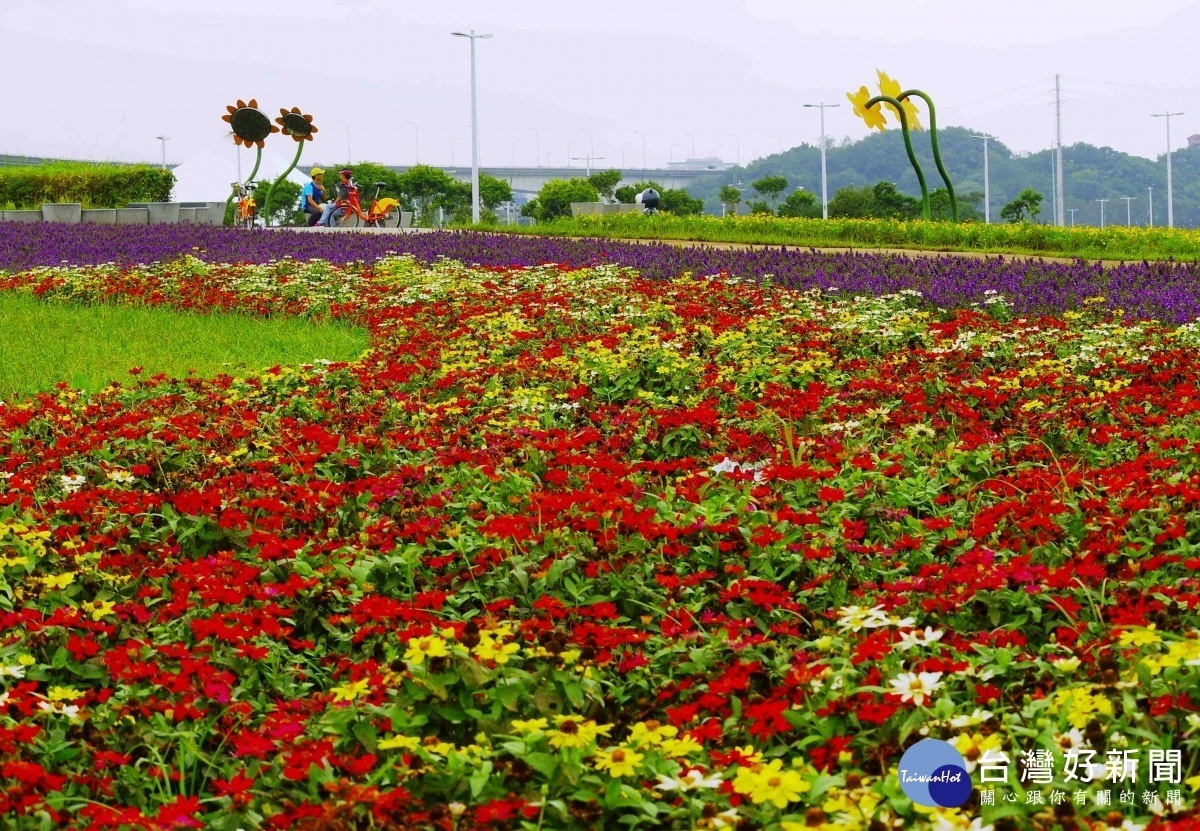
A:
59;474;86;494
654;769;723;792
837;605;890;632
889;671;944;707
710;807;740;829
106;469;135;484
896;627;945;650
708;457;764;483
948;708;993;729
37;700;81;719
0;665;26;679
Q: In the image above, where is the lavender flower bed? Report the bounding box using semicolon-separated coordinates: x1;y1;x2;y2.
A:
2;222;1198;321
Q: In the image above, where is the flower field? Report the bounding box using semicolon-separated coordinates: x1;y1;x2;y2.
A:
3;226;1200;830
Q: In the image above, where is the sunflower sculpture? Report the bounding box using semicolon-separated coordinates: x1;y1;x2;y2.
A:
846;71;957;221
222;99;279;149
264;107;320;226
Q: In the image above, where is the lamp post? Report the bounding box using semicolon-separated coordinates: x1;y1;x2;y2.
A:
1096;198;1108;229
1149;186;1154;227
728;133;740;167
336;120;351;164
155;135;169;170
685;132;695;161
635;130;646;171
970;133;996;224
1066;208;1077;226
406;121;419;164
1122;196;1136;226
527;127;539;168
1151;111;1184;228
803;103;840;220
451;28;493;224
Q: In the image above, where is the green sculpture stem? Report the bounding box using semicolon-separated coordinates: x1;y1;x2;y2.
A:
225;145;263;223
263;141;305;227
866;94;930;220
898;89;957;222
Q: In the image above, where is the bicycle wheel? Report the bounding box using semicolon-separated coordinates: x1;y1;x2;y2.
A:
381;207;402;228
337;209;360;228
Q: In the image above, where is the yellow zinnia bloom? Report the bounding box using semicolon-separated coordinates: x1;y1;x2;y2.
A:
404;635;449;666
733;759;812;808
377;734;421;751
876;69;922;130
330;678;370;702
847;86;887;131
1118;626;1160;647
592;746;644;778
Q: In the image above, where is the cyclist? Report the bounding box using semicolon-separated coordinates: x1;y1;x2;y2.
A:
318;168;358;227
299;167;326;227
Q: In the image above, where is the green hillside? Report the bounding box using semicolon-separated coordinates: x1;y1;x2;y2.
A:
686;127;1200;228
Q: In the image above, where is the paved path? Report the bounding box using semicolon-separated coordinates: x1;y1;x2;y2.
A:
279;226;1135;267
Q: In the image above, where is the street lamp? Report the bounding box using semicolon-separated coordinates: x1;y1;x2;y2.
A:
1096;198;1108;229
155;135;169;170
728;133;740;167
971;133;996;224
803;103;840;220
1149;186;1154;227
1121;196;1136;226
684;132;695;160
634;130;646;170
451;29;493;224
336;120;351;164
527;127;539;168
1151;111;1184;228
406;121;419;164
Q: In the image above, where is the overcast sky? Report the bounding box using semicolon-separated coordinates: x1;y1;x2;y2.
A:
7;0;1199;171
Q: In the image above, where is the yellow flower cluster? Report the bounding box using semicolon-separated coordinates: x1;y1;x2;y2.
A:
1053;688;1115;729
732;759;812;808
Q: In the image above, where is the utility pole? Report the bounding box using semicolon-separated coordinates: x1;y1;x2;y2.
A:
570;155;604;176
451;29;493;224
1148;186;1154;227
971;133;995;224
155;135;169;170
1151;111;1184;228
803;102;840;220
1055;74;1065;226
1050;152;1056;228
1066;208;1077;226
1096;198;1108;229
1121;196;1136;226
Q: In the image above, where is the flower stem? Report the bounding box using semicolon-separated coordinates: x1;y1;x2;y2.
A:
264;141;305;228
899;89;958;221
225;146;264;223
866;94;930;220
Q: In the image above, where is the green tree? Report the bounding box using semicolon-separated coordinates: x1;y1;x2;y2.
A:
478;173;513;212
718;185;743;216
871;181;920;219
531;178;600;221
1000;187;1044;223
396;165;462;225
746;199;774;216
828;185;876;219
660;188;704;216
777;189;818;219
751;175;788;207
587;169;623;203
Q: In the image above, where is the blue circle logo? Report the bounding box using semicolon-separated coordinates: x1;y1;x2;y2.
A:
898;739;971;808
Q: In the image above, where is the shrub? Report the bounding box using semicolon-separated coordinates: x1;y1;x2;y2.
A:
0;162;173;208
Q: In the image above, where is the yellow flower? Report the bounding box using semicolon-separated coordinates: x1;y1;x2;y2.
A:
547;716;612;749
377;734;421;751
47;686;84;701
876;69;922;130
404;635;449;666
87;599;116;621
628;721;679;746
474;635;520;664
847;86;887;131
16;654;35;667
1186;773;1200;791
39;572;75;590
510;718;548;735
1118;626;1161;647
592;746;644;777
330;678;370;702
660;735;703;757
732;759;811;808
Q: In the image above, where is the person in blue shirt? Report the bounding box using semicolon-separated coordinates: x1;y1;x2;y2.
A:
299;167;326;226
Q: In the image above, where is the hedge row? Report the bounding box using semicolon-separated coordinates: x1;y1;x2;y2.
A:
0;163;174;209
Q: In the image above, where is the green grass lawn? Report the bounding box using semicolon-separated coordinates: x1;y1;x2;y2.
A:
0;293;369;399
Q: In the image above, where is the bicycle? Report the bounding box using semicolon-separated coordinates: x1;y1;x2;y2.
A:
330;182;403;228
231;181;258;229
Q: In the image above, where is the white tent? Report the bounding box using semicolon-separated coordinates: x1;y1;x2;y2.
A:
170;135;311;203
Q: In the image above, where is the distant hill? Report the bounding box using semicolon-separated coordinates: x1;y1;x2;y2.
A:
685;126;1200;229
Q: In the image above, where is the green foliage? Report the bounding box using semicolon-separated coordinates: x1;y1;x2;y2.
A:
828;181;920;220
529;178;600;222
1001;187;1044;224
257;179;303;227
478;173;513;212
586;169;623;202
0;292;368;398
751;174;788;206
746;199;774;216
718;185;742;214
488;212;1200;261
777;189;818;219
0;162;173;208
612;181;702;215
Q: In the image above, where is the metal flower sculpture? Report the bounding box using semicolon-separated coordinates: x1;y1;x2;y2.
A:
265;107;320;224
847;71;957;221
222;99;280;217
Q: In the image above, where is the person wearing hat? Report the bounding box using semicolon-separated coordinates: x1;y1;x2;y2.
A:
299;167;326;227
318;168;357;227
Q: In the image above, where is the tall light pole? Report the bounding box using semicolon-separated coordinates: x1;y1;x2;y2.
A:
803;103;840;220
1148;186;1154;227
635;130;646;170
1151;111;1183;228
1121;196;1136;226
1066;208;1077;226
527;127;539;168
728;133;740;167
971;133;995;224
406;121;419;164
772;135;782;154
1096;198;1108;229
337;120;351;164
685;132;695;161
155;135;169;170
451;29;493;224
